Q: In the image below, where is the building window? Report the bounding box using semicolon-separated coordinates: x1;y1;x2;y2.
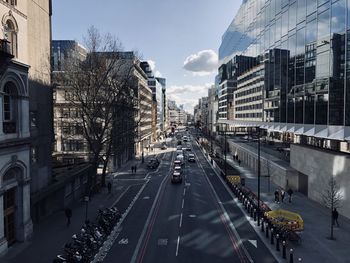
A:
4;19;18;57
6;0;17;6
2;82;18;134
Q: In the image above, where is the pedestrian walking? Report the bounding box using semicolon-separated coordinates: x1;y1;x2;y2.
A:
281;189;285;202
274;189;280;203
238;159;241;166
131;166;134;174
287;188;293;203
332;208;340;227
65;208;72;227
107;181;112;194
134;165;137;173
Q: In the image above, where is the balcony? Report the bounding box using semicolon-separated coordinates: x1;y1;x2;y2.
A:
3;122;17;134
0;39;14;59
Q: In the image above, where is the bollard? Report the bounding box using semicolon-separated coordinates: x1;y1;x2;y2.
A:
254;209;257;221
271;228;274;245
261;218;265;232
266;224;269;238
289;248;294;263
250;205;254;217
282;241;286;259
276;234;280;251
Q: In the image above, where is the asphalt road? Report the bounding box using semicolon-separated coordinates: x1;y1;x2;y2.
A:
102;132;277;263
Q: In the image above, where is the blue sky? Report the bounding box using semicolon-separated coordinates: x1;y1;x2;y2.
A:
52;0;241;112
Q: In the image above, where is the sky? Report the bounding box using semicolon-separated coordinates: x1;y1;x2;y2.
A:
52;0;241;113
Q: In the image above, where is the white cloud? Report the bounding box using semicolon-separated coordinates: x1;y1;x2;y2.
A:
183;50;218;76
147;60;163;78
167;83;213;112
155;70;162;77
147;60;156;71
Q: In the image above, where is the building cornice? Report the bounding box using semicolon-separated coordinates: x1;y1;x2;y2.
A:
0;1;27;19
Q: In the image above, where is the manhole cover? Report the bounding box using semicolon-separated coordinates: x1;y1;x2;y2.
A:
157;238;168;246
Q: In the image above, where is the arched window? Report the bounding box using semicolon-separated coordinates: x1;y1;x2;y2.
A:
5;19;17;57
2;82;18;133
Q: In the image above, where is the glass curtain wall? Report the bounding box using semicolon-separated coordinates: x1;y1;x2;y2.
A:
218;0;349;126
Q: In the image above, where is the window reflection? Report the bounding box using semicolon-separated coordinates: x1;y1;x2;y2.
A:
217;0;350;126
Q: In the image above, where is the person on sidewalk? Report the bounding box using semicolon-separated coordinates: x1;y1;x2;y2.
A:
65;208;72;227
281;189;285;202
332;208;340;227
287;188;293;203
274;189;280;203
107;181;112;194
238;159;241;166
131;166;134;174
135;165;137;173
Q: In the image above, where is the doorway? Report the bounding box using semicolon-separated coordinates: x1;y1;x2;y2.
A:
3;187;16;245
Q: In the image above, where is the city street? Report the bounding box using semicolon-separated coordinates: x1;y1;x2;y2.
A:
101;132;277;263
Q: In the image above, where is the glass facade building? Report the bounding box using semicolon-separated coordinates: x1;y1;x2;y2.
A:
219;0;350;127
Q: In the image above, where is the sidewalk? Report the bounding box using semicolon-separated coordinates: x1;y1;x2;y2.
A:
204;138;350;263
0;155;154;263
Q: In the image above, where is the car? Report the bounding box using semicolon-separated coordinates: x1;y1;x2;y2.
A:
188;153;195;162
174;160;182;166
176;150;183;156
174;165;182;174
186;147;192;151
177;140;182;145
147;158;160;169
171;172;183;183
161;144;167;150
176;145;182;150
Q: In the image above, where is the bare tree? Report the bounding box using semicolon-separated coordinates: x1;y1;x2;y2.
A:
56;26;140;190
322;178;343;240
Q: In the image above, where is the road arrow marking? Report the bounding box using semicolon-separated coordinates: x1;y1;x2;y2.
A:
248;240;257;248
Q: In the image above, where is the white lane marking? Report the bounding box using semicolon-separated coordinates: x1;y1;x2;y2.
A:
189;214;197;218
142;196;150;200
118;238;129;245
183;188;186;196
181;199;185;209
176;236;180;256
179;213;183;228
192;146;254;263
130;150;176;263
92;182;148;263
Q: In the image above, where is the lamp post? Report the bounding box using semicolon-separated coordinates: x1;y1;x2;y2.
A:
257;126;261;226
224;123;228;177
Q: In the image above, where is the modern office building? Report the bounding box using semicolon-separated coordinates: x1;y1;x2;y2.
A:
218;0;350;218
51;40;88;164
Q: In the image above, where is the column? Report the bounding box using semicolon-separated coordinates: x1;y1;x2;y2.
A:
21;183;33;241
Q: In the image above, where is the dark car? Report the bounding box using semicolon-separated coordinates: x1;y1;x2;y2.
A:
171;172;183;184
161;144;167;150
188;153;195;162
147;158;160;169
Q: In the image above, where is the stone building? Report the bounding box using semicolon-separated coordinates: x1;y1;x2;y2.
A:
0;0;52;253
